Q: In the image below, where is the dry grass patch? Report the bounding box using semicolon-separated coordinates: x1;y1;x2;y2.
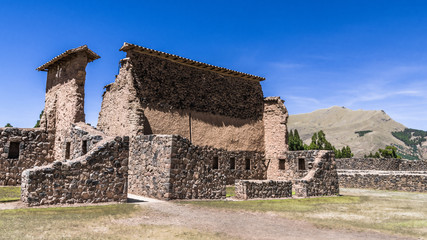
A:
0;204;226;240
181;188;427;239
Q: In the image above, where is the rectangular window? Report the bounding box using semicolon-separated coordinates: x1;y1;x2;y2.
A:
82;140;87;155
298;158;306;171
8;142;20;159
65;142;71;160
279;159;286;170
245;158;251;170
213;156;219;169
229;157;235;170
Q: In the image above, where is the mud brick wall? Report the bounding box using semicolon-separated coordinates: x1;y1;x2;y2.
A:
336;158;427;171
21;136;129;206
40;51;92;160
264;97;289;179
0;128;51;185
129;134;266;200
97;59;145;137
292;151;340;197
235;180;292;200
338;170;427;192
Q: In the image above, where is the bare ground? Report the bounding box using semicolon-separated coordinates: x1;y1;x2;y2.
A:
116;200;413;240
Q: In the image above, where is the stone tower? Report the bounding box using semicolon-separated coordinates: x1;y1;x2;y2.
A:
37;45;100;159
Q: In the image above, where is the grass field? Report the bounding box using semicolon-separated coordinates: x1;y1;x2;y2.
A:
1;187;426;239
0;186;20;202
182;188;427;239
0;204;225;240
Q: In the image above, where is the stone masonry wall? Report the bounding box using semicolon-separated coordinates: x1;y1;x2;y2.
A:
98;55;265;152
264;97;289;179
291;151;340;197
270;150;320;181
335;158;427;171
338;170;427;192
63;123;103;160
128;135;172;199
235;180;292;200
128;134;266;200
0;128;51;185
21;136;129;206
127;51;264;120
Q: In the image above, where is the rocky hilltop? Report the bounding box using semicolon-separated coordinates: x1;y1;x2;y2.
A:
288;106;427;160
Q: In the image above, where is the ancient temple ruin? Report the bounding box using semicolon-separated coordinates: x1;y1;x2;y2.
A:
0;43;340;206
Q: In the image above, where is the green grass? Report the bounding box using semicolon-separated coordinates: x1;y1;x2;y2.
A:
182;189;427;239
0;204;228;240
226;186;235;197
0;186;21;202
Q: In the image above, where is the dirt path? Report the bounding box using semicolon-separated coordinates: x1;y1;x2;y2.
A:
118;200;413;240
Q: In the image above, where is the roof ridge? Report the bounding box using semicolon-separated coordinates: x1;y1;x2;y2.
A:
36;45;100;71
119;42;265;81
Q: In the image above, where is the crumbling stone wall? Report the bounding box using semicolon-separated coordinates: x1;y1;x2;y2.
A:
235;180;292;200
338;170;427;192
98;48;265;152
38;47;99;160
0;128;51;185
63;123;103;160
129;134;266;200
290;151;340;197
21;136;129;206
264;97;289;179
269;150;320;181
336;158;427;171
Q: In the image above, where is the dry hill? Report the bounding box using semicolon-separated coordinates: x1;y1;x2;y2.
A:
288;106;427;159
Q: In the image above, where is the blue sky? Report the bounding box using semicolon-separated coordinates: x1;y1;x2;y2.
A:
1;1;426;130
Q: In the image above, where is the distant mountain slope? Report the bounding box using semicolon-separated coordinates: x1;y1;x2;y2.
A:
288;106;427;160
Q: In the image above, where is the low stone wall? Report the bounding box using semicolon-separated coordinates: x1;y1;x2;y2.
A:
292;151;340;197
21;136;129;206
235;180;292;199
338;170;427;192
0;128;52;185
336;158;427;171
129;134;266;200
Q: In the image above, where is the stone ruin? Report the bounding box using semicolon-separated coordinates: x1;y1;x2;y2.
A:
0;43;340;206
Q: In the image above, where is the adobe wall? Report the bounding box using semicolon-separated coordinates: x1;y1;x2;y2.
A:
40;51;92;160
98;53;265;152
292;150;340;197
97;59;144;136
21;136;129;206
128;134;266;200
235;180;292;200
0;128;51;185
338;170;427;192
264;97;289;179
